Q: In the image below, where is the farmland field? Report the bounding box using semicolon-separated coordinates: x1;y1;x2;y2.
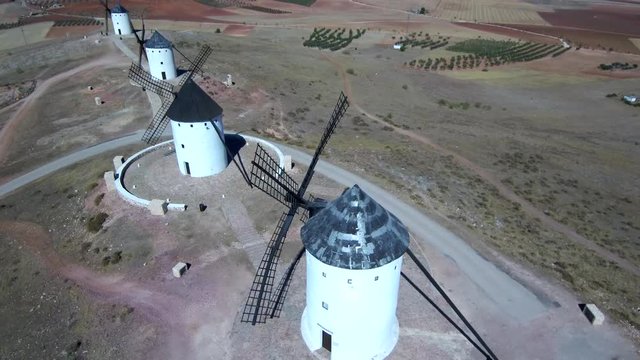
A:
430;0;548;25
505;24;640;54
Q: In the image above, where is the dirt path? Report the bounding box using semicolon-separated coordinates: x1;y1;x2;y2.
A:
0;219;236;359
0;52;128;166
322;54;640;278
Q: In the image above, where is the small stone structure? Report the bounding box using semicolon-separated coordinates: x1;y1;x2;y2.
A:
94;96;102;105
113;156;124;172
104;171;115;191
172;262;188;278
148;199;168;216
581;303;605;326
284;155;293;172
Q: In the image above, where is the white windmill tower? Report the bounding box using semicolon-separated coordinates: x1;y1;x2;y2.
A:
300;185;410;359
110;3;133;35
144;31;177;81
167;79;227;177
129;44;229;177
99;1;133;36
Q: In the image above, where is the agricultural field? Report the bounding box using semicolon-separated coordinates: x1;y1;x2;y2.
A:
429;0;548;25
303;27;366;51
195;0;291;13
392;32;449;51
405;38;568;71
52;18;102;27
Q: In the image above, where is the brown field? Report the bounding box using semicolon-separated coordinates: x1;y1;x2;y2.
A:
539;6;640;37
429;0;548;24
504;23;640;54
43;0;237;22
223;24;254;36
455;21;559;44
45;24;101;39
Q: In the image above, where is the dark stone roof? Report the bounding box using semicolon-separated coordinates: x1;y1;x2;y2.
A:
301;185;410;269
144;31;172;49
111;4;128;13
167;79;223;123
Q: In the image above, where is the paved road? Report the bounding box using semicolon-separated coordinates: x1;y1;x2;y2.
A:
0;130;144;198
278;144;547;322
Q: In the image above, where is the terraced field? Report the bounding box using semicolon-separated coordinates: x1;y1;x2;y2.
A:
430;0;548;25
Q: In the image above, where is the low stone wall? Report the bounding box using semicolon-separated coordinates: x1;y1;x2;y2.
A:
114;140;187;212
114;134;284;212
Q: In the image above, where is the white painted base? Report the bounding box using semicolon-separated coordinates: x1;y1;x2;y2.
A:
301;308;399;360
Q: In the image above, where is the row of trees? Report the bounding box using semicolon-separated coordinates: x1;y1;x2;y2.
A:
406;39;571;71
303;27;366;51
598;62;638;71
53;19;103;27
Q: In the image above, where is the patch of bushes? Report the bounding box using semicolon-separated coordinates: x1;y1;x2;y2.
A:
87;212;108;233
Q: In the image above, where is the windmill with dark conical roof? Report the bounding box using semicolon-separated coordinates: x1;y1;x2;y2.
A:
240;93;499;360
99;0;133;36
126;42;250;179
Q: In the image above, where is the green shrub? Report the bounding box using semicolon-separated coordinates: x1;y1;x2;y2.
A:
87;212;108;233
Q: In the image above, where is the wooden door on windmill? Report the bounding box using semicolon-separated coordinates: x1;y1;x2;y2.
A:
322;331;331;352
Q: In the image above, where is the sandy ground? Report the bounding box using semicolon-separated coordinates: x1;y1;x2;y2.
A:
0;52;126;167
0;22;53;51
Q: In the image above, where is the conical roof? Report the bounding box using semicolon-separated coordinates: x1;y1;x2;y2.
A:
111;4;128;13
167;79;223;123
145;31;172;49
301;185;410;270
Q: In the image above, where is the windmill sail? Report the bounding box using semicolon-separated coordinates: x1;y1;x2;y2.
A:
250;144;300;207
269;247;305;319
298;92;349;195
177;44;212;89
128;63;174;99
141;99;173;144
242;210;297;324
241;92;349;325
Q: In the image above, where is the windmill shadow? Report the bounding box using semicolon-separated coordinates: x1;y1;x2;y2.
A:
224;133;247;162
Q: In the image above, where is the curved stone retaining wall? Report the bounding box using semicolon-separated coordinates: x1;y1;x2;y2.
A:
114;134;284;212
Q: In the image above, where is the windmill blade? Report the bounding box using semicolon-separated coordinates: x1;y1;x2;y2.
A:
241;207;298;325
297;92;349;196
128;63;174;99
99;0;110;34
405;248;499;360
141;98;173;144
132;14;146;65
137;42;144;67
177;44;212;89
250;143;301;207
269;246;305;319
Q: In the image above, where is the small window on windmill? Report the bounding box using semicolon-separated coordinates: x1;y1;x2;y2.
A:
181;144;185;149
375;276;379;281
322;301;329;310
347;279;352;284
190;124;194;128
161;61;164;65
322;272;326;278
